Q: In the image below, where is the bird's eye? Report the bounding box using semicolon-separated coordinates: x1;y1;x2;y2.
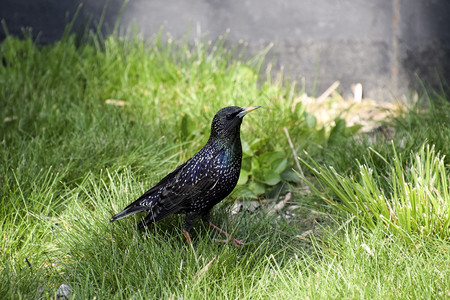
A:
226;113;233;120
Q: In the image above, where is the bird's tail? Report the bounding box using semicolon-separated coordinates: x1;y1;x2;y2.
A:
110;205;144;222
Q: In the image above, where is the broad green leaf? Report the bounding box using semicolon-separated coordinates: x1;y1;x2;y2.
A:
328;118;347;144
346;124;363;135
237;169;250;185
241;157;252;172
272;157;288;174
251;156;261;173
249;181;266;195
262;170;281;186
259;151;285;165
233;187;258;199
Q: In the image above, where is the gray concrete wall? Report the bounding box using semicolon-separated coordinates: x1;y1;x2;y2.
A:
1;0;449;100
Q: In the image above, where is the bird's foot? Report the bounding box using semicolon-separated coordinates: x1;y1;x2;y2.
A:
206;222;243;247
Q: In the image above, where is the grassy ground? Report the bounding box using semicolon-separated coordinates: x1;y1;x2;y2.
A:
1;29;449;299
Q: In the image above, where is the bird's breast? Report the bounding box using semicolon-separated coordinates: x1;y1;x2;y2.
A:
212;149;241;187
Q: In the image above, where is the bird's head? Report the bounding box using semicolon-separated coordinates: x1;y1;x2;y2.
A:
210;106;261;140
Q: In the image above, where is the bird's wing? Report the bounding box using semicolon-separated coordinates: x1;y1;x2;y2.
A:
110;160;189;222
149;150;222;220
111;147;223;222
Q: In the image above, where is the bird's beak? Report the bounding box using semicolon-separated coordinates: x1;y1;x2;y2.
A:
237;106;261;118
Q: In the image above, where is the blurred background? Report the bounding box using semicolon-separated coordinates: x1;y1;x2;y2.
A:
1;0;449;100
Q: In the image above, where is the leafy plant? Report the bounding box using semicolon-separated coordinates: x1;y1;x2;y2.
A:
327;117;362;146
234;138;298;198
232;115;362;198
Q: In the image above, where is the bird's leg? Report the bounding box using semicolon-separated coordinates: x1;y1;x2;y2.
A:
183;213;197;252
183;229;199;262
183;230;193;244
201;212;244;247
183;220;200;262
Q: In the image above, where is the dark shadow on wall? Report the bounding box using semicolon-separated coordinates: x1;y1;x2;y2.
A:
398;0;450;95
0;0;124;43
402;45;450;96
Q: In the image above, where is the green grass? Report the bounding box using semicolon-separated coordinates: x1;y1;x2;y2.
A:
303;143;449;239
1;28;449;299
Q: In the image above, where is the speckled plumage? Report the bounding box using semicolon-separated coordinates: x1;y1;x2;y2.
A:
111;106;260;245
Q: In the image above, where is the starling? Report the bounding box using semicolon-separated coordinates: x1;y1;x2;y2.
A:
111;106;260;246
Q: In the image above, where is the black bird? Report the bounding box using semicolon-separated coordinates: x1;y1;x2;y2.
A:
111;106;260;246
